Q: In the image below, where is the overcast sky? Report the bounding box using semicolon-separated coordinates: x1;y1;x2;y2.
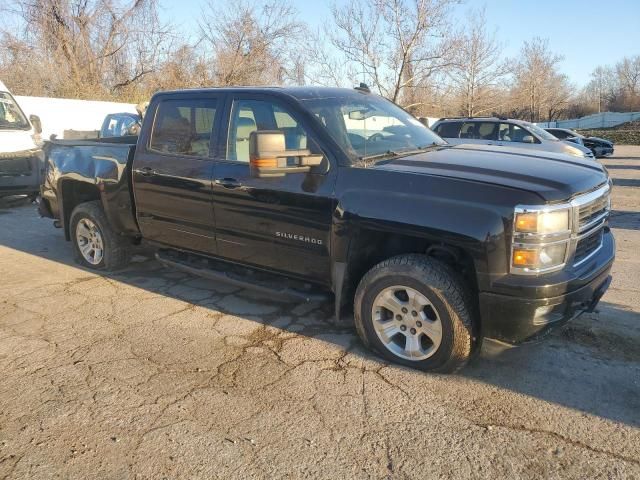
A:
160;0;640;88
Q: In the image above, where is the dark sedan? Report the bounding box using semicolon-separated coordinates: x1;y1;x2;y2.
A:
545;127;614;158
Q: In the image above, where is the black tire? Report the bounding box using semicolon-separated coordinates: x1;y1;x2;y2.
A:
354;254;476;373
69;201;130;270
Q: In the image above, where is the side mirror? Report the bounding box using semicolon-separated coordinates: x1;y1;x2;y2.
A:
249;130;323;178
522;135;535;144
30;114;42;134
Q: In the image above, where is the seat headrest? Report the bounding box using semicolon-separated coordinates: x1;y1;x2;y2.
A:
236;116;257;140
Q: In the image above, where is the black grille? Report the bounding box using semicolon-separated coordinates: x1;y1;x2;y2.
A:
0;157;33;176
578;194;609;230
574;229;603;264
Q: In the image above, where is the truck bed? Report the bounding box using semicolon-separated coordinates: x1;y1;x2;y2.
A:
39;135;140;238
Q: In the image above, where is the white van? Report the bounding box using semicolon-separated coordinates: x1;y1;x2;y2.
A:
0;80;43;198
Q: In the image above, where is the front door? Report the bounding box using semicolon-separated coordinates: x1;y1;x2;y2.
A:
132;95;222;254
496;122;541;151
211;96;336;285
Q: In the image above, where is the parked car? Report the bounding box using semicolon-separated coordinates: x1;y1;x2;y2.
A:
545;128;614;158
40;87;614;373
431;117;595;160
100;112;141;138
0;80;43;198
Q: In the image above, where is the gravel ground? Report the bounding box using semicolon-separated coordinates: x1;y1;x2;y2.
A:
1;147;639;479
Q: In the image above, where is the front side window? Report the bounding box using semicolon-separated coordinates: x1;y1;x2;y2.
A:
300;93;445;164
149;98;217;157
227;99;309;162
0;92;29;130
499;123;538;143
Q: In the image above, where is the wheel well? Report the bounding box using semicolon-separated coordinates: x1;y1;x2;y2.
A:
341;230;479;315
60;181;101;240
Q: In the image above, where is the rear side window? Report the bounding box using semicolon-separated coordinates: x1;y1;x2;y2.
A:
459;122;476;139
551;129;568;138
149;98;217;157
434;121;462;138
476;122;497;140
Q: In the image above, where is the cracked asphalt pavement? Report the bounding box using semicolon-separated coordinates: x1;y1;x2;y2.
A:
1;146;639;479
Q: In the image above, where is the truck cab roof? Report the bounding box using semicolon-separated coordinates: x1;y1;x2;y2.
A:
152;86;373;102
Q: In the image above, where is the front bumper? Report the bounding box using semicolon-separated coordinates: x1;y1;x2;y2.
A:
479;229;615;344
598;147;614;157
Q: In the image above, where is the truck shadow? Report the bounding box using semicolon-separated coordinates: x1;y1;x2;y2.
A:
612;178;640;187
609;210;640;231
1;199;639;429
603;164;640;170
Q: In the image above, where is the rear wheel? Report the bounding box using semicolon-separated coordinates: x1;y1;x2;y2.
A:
70;201;130;270
354;254;476;373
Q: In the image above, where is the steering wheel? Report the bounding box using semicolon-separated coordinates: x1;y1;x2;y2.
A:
369;132;385;142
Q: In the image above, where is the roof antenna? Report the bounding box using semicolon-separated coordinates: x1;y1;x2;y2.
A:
355;83;371;93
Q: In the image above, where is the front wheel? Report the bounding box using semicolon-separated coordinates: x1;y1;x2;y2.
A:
70;201;130;270
354;254;476;373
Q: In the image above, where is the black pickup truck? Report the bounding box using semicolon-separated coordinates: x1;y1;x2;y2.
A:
39;86;615;372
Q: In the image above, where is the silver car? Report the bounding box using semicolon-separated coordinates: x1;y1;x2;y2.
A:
431;117;595;160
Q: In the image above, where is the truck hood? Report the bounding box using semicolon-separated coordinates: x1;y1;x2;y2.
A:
373;144;608;202
0;129;37;154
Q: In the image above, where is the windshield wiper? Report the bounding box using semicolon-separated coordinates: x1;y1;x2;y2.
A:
359;150;400;162
359;142;444;163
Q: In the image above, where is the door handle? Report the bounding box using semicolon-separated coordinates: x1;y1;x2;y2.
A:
134;166;156;176
214;178;242;189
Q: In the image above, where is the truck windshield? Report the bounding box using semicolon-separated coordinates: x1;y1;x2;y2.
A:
0;92;29;130
300;93;446;164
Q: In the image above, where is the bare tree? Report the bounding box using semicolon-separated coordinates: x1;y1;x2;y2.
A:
582;66;616;113
199;0;305;86
510;37;570;122
616;55;640;97
0;0;173;100
326;0;458;108
295;28;356;88
448;8;510;116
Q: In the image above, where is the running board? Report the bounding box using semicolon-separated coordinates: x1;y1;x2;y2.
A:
155;250;329;303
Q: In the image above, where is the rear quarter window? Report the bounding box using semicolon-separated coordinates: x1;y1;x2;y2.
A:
434;121;462;138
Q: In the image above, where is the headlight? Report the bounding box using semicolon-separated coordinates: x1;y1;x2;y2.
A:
511;206;571;274
514;209;569;234
565;146;585;157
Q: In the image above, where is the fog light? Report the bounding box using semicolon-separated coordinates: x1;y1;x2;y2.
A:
533;304;565;325
512;243;567;271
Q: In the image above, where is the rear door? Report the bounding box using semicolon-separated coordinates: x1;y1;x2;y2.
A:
496;122;543;151
210;94;336;285
132;94;223;254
